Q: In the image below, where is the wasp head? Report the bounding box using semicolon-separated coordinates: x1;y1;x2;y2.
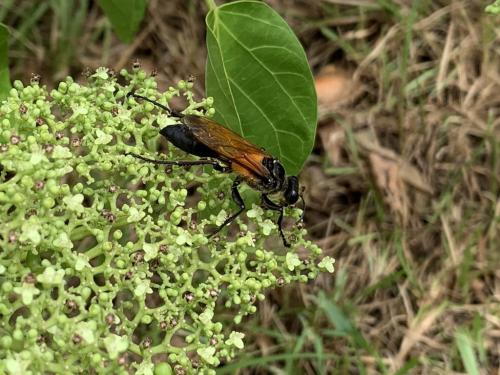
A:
284;176;299;205
262;158;300;206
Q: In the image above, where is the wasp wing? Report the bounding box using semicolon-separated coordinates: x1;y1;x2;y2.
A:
183;115;272;179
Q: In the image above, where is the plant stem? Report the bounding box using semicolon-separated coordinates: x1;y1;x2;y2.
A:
205;0;217;11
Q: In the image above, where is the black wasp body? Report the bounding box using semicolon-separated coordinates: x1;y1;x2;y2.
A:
126;92;303;247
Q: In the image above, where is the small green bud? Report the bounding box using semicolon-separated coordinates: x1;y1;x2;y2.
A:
43;351;54;361
154;362;173;375
91;353;102;364
28;328;38;339
42;197;56;209
14;80;24;90
90;304;102;315
81;287;91;299
58;81;68;93
197;201;207;211
1;336;13;348
13;329;24;341
11;193;24;204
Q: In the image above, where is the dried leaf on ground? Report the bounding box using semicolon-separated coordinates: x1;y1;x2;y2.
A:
315;65;361;120
368;153;409;223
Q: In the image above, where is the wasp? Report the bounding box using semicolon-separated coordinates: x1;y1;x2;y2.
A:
126;92;304;247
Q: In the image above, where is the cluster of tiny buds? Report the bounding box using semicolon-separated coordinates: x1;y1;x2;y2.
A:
25;208;37;218
10;135;20;145
30;73;41;84
105;314;115;325
277;277;286;287
101;210;116;223
132;251;145;264
24;273;37;284
71;137;82;147
142;337;152;348
43;144;54;153
72;334;82;345
183;292;194;302
159;318;178;330
174;365;186;375
8;232;17;243
65;300;78;312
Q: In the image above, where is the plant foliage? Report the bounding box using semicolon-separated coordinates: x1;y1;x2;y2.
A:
0;68;333;374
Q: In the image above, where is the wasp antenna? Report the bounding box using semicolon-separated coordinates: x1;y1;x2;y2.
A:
127;92;182;118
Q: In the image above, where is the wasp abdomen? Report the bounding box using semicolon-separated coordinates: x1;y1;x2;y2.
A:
160;124;218;159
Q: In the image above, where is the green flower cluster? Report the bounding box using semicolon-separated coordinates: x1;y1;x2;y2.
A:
0;67;334;374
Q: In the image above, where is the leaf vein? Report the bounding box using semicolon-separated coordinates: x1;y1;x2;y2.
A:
228;78;284;158
219;10;289;32
218;21;309;127
207;22;244;135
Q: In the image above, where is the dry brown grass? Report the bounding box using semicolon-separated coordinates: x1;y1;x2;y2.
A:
5;0;500;373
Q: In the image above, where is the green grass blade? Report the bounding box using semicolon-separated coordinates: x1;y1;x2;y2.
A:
0;23;10;99
455;330;480;375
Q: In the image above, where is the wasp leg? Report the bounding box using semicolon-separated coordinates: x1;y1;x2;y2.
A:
210;177;245;237
261;195;290;247
125;152;226;170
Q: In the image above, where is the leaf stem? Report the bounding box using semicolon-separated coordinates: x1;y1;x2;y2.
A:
205;0;217;11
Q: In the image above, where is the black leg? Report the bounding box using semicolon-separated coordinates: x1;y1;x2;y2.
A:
125;152;227;170
210;177;245;237
262;194;290;247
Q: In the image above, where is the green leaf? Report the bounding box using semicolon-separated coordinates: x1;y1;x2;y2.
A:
95;129;113;145
225;331;245;349
104;334;129;359
13;283;40;305
199;308;214;325
0;23;10;99
143;242;158;261
318;256;335;273
205;1;317;175
197;346;219;366
455;330;480;375
63;194;85;213
38;267;65;285
285;252;301;271
75;321;97;344
53;232;74;250
97;0;148;43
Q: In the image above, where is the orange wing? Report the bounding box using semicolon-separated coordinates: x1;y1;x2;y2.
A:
182;115;272;179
